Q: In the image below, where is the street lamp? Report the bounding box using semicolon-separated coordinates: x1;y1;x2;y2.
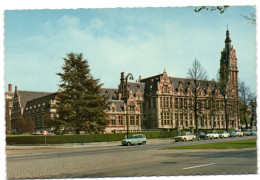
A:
125;73;134;139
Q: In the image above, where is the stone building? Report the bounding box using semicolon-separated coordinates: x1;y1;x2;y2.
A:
139;29;239;130
5;84;14;134
23;93;57;132
10;29;240;133
11;86;52;133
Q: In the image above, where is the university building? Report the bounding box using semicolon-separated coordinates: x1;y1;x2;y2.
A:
9;29;240;134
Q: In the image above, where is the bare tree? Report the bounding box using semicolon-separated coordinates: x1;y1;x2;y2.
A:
194;6;256;25
238;81;255;129
205;85;218;129
187;59;208;133
241;13;256;24
194;6;229;14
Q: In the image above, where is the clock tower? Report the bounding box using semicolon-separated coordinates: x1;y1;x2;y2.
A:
220;28;239;92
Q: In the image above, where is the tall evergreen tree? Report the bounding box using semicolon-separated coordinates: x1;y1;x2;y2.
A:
52;53;109;134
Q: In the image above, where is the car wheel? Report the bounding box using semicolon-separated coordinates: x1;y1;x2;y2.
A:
183;138;186;142
175;140;178;142
142;141;146;145
127;142;131;146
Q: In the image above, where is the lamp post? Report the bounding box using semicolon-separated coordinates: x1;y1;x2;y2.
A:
125;73;134;139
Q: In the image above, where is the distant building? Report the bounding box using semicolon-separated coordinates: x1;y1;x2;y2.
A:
11;86;53;133
23;93;57;132
5;84;14;134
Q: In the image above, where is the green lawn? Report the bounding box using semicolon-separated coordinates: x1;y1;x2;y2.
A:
166;138;257;149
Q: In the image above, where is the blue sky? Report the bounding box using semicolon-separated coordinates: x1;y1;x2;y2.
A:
4;6;256;93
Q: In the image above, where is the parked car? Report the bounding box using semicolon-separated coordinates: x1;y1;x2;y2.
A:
219;131;230;138
173;132;196;142
121;134;147;146
195;131;207;140
206;130;219;139
250;130;257;136
243;129;251;136
229;131;238;137
235;131;244;137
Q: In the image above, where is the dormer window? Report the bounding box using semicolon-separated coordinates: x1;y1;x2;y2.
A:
130;106;135;112
162;85;168;93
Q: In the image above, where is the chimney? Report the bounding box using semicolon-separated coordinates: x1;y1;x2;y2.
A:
8;84;12;92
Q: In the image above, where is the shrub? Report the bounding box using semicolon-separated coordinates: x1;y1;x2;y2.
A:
6;130;178;145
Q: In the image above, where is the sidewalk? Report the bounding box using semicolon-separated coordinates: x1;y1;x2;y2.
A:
6;138;173;150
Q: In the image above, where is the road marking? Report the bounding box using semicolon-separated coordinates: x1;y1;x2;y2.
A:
183;163;216;170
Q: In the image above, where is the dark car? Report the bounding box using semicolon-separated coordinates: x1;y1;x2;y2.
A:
195;131;207;140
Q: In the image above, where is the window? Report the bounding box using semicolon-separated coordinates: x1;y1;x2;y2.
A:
160;97;162;108
180;113;183;120
130;116;135;125
189;98;193;108
162;85;168;93
189;113;193;121
163;97;166;108
184;113;188;120
118;116;123;126
180;98;183;109
184;99;187;109
175;113;178;120
111;116;116;126
111;107;115;112
176;120;179;126
136;116;139;125
175;98;178;109
130;106;135;112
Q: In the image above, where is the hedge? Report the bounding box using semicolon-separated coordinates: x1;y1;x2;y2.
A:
6;130;179;145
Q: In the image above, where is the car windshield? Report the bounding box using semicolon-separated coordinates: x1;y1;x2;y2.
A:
181;133;187;136
129;136;134;139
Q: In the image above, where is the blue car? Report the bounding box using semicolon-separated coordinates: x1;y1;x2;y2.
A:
250;130;257;136
122;134;147;146
229;131;237;137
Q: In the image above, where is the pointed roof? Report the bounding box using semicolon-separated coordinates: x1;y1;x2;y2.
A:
225;28;231;43
17;90;53;109
23;93;57;114
100;88;118;100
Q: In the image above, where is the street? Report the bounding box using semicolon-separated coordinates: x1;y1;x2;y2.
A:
6;136;257;179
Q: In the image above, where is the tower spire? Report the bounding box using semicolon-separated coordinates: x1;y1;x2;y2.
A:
225;27;232;56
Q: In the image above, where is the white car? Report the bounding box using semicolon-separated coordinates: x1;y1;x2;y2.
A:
219;131;230;138
173;132;196;142
235;131;244;137
206;131;219;139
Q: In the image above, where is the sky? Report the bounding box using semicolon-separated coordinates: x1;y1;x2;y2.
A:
4;6;256;93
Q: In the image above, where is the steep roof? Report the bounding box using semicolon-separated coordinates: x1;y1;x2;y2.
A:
100;88;118;100
17;91;53;109
128;82;145;95
141;73;217;94
110;100;125;112
24;93;57;114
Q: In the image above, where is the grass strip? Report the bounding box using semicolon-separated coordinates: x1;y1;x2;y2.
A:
166;138;257;149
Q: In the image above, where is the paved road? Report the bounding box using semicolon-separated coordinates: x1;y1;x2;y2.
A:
6;136;257;179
